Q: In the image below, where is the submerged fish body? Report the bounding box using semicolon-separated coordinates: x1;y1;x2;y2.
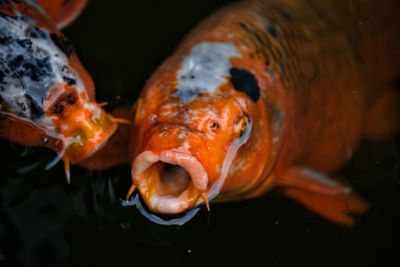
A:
0;0;117;174
128;0;400;225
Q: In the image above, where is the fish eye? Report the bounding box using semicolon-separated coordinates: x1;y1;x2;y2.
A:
233;113;252;143
209;120;219;130
51;102;64;114
65;92;78;105
49;91;78;115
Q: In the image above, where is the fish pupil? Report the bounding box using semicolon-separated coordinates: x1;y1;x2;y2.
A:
51;102;64;114
209;121;219;129
65;92;77;105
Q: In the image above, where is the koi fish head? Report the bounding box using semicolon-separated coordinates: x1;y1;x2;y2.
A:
132;94;252;214
43;83;117;165
130;42;276;215
0;8;118;171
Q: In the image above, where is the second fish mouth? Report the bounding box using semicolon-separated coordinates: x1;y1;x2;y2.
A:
131;150;209;214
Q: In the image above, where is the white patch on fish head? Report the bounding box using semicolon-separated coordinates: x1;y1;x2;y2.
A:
176;42;239;103
0;12;86;133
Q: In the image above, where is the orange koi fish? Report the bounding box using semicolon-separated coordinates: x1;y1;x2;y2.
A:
0;0;121;181
121;0;400;225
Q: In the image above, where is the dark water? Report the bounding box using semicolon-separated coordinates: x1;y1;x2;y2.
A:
1;0;399;266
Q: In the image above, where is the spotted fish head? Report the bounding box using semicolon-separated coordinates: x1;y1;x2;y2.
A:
0;5;117;168
42;82;117;164
129;41;275;214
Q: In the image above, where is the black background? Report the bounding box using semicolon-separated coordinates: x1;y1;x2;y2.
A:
0;0;399;266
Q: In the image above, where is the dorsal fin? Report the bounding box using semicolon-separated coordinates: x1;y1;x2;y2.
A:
36;0;88;29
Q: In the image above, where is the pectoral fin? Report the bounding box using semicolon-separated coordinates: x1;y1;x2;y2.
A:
277;167;368;226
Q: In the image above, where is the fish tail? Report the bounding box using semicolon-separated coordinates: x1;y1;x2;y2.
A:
364;88;400;140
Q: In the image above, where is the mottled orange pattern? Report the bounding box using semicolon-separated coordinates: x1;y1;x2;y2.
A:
126;0;399;225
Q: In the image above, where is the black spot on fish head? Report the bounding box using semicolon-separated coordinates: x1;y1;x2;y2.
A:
229;67;260;102
16;38;32;49
24;93;43;119
63;76;76;86
22;56;52;82
50;33;74;57
0;35;12;45
26;26;47;39
8;54;24;69
265;22;277;38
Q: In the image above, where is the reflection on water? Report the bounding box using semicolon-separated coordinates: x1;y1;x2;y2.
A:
1;0;399;266
122;195;201;226
0;138;399;266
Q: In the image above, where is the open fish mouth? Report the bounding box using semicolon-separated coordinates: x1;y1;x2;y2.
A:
131;150;209;214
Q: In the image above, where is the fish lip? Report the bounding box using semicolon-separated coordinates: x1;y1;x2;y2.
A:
131;150;209;214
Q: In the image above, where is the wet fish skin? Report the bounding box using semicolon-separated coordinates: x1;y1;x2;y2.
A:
0;0;117;175
125;0;400;224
